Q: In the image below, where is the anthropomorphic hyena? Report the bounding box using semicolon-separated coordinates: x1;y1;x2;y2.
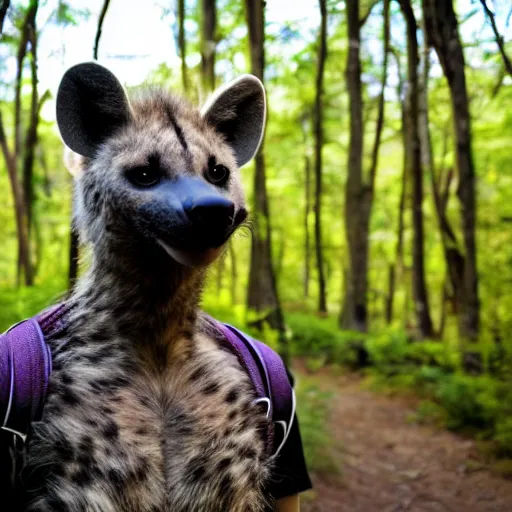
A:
2;63;311;511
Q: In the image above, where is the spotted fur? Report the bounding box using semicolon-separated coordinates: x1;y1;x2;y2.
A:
14;65;276;511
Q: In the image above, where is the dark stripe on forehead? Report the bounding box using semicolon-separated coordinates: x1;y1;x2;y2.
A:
164;105;189;152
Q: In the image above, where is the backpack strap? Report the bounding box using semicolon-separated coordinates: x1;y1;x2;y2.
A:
0;303;69;440
1;306;295;458
210;319;295;458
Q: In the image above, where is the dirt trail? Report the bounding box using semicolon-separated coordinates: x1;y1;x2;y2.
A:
300;370;512;512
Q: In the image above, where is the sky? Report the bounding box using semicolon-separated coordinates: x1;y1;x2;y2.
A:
2;0;321;121
1;0;511;122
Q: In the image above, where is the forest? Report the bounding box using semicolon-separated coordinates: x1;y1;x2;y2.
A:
1;0;512;509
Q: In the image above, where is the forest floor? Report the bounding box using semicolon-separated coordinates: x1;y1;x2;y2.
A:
297;364;512;512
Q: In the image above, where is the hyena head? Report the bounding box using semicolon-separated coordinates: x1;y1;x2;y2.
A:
56;62;265;274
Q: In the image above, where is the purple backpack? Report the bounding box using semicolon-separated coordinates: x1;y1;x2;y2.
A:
0;303;295;458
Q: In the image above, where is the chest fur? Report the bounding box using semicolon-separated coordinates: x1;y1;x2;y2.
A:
21;330;272;512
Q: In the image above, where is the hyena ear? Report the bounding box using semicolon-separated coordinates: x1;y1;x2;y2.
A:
201;74;266;167
56;62;132;158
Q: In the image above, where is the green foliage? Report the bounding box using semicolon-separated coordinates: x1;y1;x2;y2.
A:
0;280;67;332
365;329;410;366
435;376;501;431
294;376;338;474
494;418;512;458
363;364;451;401
286;312;365;366
407;400;447;427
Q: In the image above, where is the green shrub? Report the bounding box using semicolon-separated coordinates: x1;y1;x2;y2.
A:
408;400;448;426
286;312;365;366
413;366;451;395
405;341;459;370
294;376;338;474
435;375;500;430
495;418;512;458
0;281;67;332
364;330;457;371
305;355;328;373
365;329;410;367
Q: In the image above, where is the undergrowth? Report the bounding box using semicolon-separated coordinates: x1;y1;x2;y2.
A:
294;376;339;475
0;280;67;331
284;311;512;463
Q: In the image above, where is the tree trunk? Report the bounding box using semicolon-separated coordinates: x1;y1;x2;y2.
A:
275;228;286;281
479;0;512;77
341;0;366;331
93;0;111;60
313;0;328;314
245;0;286;342
201;0;216;95
229;242;237;305
2;2;37;286
423;0;479;342
341;0;389;331
304;152;311;298
15;3;38;285
247;149;286;332
418;25;465;338
385;264;395;324
178;0;188;91
0;112;32;287
14;2;38;159
367;0;389;188
399;0;434;338
22;20;39;244
37;145;51;198
0;0;10;35
439;279;449;338
216;252;225;297
14;6;32;159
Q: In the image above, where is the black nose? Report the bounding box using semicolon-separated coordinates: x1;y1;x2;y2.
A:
183;196;235;232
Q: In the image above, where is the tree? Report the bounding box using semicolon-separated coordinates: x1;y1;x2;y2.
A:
0;0;9;35
398;0;434;338
201;0;216;95
21;3;39;241
423;0;479;343
0;1;39;286
245;0;286;340
302;123;312;299
479;0;512;77
0;111;32;286
341;0;389;331
178;0;188;91
313;0;328;314
418;21;464;339
386;47;406;326
93;0;111;61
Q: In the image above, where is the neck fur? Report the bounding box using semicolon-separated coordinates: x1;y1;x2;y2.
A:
71;240;206;342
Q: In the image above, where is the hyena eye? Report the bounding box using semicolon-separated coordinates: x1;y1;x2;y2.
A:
125;166;161;188
205;164;230;186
